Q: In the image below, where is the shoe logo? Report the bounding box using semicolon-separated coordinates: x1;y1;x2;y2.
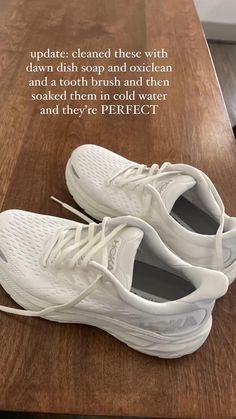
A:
158;179;174;194
71;165;80;179
0;249;8;263
139;316;198;332
108;239;120;271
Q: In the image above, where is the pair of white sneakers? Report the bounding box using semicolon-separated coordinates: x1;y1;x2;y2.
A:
0;145;235;358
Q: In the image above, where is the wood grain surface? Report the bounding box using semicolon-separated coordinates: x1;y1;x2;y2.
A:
209;42;236;127
0;0;235;417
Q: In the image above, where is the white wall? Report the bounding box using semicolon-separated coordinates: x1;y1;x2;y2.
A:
194;0;236;41
194;0;236;24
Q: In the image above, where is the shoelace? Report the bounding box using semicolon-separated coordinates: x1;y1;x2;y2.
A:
43;214;125;270
198;170;225;270
0;202;126;317
108;163;225;271
108;163;180;218
108;162;173;191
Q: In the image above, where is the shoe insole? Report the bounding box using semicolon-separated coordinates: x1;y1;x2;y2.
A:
131;260;195;302
171;196;219;235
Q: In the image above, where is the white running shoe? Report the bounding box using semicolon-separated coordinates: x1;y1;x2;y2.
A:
66;144;236;284
0;208;228;358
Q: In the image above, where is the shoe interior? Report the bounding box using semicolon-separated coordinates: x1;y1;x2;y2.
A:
131;260;195;302
171;196;219;235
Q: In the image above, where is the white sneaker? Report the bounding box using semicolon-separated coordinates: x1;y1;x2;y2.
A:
0;208;228;358
66;144;236;284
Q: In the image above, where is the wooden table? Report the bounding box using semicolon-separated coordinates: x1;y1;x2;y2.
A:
0;0;235;417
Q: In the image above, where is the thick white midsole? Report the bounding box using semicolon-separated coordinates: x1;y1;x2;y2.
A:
0;265;212;358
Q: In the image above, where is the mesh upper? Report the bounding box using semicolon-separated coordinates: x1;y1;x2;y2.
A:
70;144;145;216
0;210;82;304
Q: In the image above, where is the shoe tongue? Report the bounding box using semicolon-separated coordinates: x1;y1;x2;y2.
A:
106;226;144;290
153;173;196;212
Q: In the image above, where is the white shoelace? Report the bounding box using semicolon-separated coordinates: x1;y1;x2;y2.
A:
108;162;173;192
108;163;225;270
108;162;179;221
199;171;225;270
0;202;126;317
